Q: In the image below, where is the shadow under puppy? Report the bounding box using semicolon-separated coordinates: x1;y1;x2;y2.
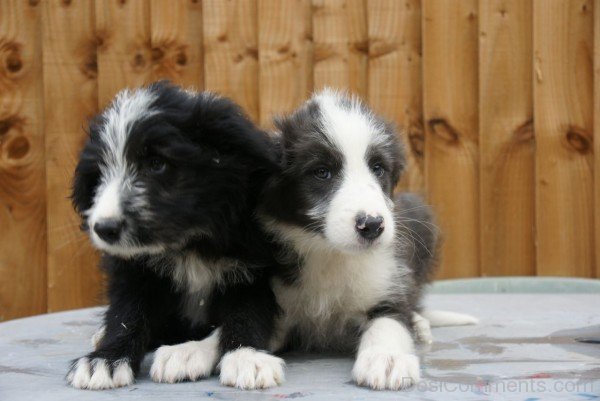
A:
67;81;282;390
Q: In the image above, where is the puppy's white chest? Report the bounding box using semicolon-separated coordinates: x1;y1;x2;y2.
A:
170;254;228;324
274;249;399;344
172;254;222;294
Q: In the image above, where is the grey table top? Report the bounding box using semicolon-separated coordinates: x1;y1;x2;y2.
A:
1;294;599;400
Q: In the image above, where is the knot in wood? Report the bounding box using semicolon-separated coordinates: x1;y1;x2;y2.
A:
428;118;460;145
565;127;592;154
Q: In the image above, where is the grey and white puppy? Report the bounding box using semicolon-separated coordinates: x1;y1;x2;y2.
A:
258;89;438;390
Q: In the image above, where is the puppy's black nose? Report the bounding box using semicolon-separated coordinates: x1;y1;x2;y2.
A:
94;219;124;244
355;213;384;240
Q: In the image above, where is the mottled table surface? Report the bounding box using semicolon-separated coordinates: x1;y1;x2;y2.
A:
1;294;599;400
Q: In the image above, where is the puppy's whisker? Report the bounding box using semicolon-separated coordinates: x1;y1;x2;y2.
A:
395;224;433;257
397;217;440;235
396;204;433;214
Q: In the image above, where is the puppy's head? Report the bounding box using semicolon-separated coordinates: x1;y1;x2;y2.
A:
264;89;405;253
73;81;274;258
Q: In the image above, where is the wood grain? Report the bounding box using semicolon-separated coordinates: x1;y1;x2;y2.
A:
43;0;101;312
595;0;600;278
150;0;204;87
95;0;152;107
367;0;424;194
258;0;312;128
2;1;600;319
0;0;46;320
313;0;367;96
479;0;535;276
422;0;480;278
534;0;594;277
203;0;259;120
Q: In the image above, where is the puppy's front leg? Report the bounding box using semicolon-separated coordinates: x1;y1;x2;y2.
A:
217;281;284;390
352;317;420;390
151;328;221;383
67;263;160;390
66;303;148;390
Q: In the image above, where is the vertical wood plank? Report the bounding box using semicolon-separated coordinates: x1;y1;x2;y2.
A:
313;0;368;97
258;0;312;128
422;0;480;278
0;0;46;320
534;0;594;277
367;0;424;194
479;0;535;276
95;0;152;107
43;0;101;312
203;0;259;120
150;0;204;88
595;0;600;278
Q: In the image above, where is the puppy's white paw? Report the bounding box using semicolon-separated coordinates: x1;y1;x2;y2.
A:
66;357;134;390
352;348;420;390
412;313;433;344
219;348;285;390
151;340;218;383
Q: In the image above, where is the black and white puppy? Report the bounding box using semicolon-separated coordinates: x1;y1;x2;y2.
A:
67;81;283;390
259;89;439;390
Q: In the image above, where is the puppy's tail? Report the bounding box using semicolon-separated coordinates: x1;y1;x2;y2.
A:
421;309;479;327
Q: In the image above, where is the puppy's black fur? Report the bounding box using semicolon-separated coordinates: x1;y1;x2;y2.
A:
68;81;279;387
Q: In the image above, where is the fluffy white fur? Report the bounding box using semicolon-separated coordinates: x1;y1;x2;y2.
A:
67;357;134;390
314;90;395;252
151;328;221;383
268;224;409;350
352;317;420;390
98;88;158;181
219;347;285;390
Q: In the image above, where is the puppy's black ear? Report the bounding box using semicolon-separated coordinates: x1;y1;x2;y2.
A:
194;94;279;171
273;98;321;148
71;124;102;218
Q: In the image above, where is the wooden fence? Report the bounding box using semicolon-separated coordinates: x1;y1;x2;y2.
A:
0;0;598;321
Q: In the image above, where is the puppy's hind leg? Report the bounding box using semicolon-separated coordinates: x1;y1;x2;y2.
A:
412;312;433;344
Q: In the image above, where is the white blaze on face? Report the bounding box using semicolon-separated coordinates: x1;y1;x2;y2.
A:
88;175;126;249
316;90;395;251
85;88;158;249
89;177;123;224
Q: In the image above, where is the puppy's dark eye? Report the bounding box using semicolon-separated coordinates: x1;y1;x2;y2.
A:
371;163;385;178
314;167;332;180
148;157;167;174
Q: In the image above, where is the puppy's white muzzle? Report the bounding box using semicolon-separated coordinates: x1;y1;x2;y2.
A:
323;175;394;252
